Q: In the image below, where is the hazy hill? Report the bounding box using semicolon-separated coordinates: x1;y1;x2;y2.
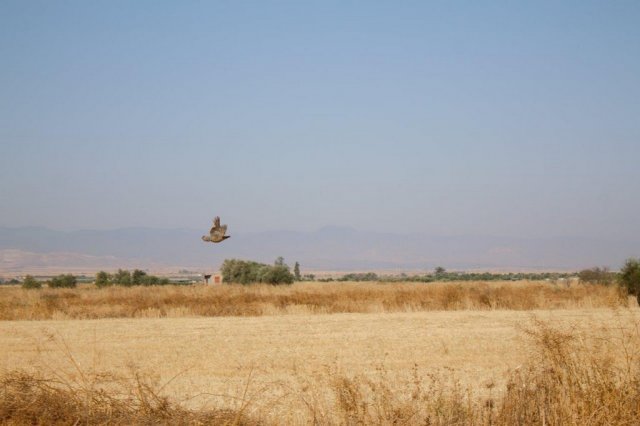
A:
0;226;638;274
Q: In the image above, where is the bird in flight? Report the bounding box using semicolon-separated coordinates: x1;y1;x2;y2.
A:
202;216;230;243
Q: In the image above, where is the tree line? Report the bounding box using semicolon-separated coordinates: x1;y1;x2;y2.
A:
14;258;640;304
95;269;170;287
20;269;170;289
21;273;78;289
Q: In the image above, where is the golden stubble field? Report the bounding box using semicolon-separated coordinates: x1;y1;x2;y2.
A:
1;281;639;424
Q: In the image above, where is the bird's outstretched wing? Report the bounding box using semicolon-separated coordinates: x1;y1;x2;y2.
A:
209;216;220;235
208;216;228;242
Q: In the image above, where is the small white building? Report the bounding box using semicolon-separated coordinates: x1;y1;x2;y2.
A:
204;273;223;285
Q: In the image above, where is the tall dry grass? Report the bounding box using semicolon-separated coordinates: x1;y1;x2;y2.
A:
0;369;256;425
496;318;640;425
2;317;638;425
0;280;629;320
0;370;258;425
306;315;640;425
0;325;257;425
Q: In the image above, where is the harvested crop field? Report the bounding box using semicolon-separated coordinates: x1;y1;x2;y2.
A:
2;306;639;424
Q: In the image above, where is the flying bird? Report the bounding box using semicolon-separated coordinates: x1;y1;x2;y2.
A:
202;216;230;243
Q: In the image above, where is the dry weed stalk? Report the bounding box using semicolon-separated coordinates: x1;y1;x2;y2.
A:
0;369;258;425
289;316;640;425
0;331;259;425
497;316;640;425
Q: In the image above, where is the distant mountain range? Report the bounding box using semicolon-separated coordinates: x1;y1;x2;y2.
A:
1;226;638;274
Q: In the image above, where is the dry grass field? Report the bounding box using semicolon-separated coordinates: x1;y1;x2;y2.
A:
1;281;639;425
0;280;628;320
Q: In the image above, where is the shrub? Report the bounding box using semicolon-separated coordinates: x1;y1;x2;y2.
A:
104;269;170;287
112;269;132;287
140;275;170;286
142;275;159;286
577;267;614;285
21;275;42;289
338;272;379;282
48;274;77;288
221;258;295;285
619;258;640;305
95;271;111;288
132;269;147;286
220;259;263;284
260;265;295;285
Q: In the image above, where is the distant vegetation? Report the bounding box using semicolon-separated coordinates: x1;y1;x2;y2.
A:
95;269;170;287
335;272;380;282
2;275;94;287
619;258;640;304
47;274;77;289
3;258;640;294
20;275;42;289
293;261;301;281
319;269;575;283
577;266;615;285
221;258;294;285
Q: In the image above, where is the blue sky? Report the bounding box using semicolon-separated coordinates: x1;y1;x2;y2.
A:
1;1;639;239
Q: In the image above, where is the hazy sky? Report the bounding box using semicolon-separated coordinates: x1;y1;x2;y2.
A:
1;1;639;239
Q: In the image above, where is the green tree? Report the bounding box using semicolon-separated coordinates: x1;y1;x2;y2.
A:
221;258;294;285
21;275;42;289
144;275;159;286
434;266;446;276
338;272;379;282
260;264;295;285
221;259;263;284
132;269;147;286
139;274;170;286
95;271;111;288
102;269;169;287
113;269;132;286
619;258;640;305
48;274;77;288
578;267;613;285
275;256;285;266
293;262;301;281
